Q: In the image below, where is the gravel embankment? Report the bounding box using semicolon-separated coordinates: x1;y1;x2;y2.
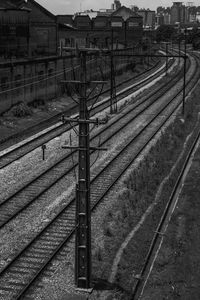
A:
0;57;186;299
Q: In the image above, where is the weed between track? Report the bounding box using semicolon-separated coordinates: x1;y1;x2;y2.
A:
91;84;200;300
5;101;33;118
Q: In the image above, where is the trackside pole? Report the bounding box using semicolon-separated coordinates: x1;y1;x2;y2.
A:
75;50;91;289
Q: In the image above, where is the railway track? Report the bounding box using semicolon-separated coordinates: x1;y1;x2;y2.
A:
0;55;183;229
0;52;199;299
0;58;166;169
131;82;200;300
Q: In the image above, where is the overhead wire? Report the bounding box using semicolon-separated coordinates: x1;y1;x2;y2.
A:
0;68;70;95
0;65;74;88
0;55;97;86
0;57;97;94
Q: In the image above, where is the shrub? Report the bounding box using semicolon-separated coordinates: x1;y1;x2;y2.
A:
10;102;32;117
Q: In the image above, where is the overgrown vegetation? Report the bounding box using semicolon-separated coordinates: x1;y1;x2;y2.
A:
8;101;32;117
156;25;176;42
92;84;200;299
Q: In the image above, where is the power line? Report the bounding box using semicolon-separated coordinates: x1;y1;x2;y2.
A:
0;68;68;95
0;65;75;88
0;57;99;94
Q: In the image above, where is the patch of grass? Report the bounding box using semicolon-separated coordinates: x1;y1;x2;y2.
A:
92;81;200;295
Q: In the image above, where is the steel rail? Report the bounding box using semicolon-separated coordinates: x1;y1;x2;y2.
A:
0;58;161;164
0;53;198;300
0;57;185;229
132;100;200;300
14;50;200;300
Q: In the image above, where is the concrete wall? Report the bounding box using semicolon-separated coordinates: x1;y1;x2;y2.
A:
0;50;138;114
0;9;30;58
0;56;70;114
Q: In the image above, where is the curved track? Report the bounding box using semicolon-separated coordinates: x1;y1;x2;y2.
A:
0;58;166;169
0;56;182;229
0;53;199;299
132;69;200;300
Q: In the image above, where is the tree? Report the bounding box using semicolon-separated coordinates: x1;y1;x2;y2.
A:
156;25;176;42
157;6;165;14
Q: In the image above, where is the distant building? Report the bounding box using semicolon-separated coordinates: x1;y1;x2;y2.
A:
156;13;164;26
138;9;156;28
76;9;98;19
164;12;171;24
112;5;142;21
57;15;74;27
76;1;122;18
171;2;186;24
0;0;30;58
185;6;197;23
58;5;143;49
24;0;58;56
98;9;115;17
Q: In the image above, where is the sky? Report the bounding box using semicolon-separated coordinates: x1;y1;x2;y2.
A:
37;0;198;15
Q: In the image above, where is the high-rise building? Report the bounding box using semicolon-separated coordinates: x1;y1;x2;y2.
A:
164;12;171;24
171;2;186;24
138;9;156;28
185;5;197;23
155;13;164;26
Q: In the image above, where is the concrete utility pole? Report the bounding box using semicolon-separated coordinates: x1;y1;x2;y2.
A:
61;49;107;289
75;50;91;289
61;43;188;288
